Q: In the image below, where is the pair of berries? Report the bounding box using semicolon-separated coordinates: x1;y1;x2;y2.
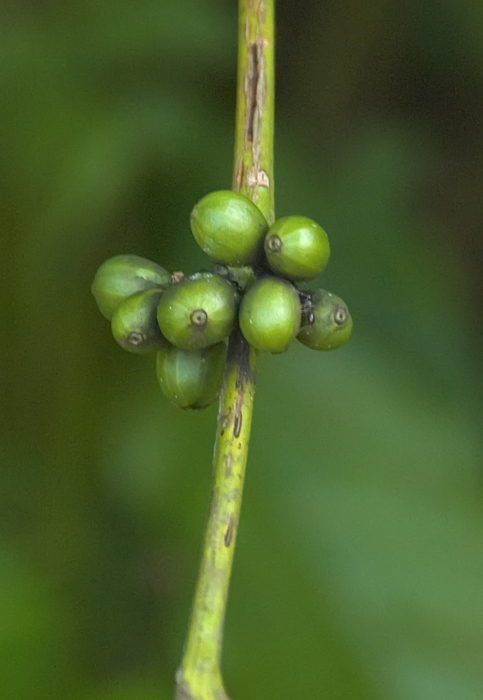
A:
92;190;352;409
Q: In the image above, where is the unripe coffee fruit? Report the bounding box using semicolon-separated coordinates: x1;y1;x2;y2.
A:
92;254;170;320
111;288;164;353
190;190;268;265
239;277;301;353
157;273;237;350
156;342;226;410
264;216;330;281
298;289;352;350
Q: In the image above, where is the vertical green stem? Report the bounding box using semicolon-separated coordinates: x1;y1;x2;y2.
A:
233;0;275;225
174;2;275;699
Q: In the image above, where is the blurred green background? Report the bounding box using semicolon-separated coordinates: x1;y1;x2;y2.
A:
2;0;483;698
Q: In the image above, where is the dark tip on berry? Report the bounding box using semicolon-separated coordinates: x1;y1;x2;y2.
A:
334;306;347;326
190;308;208;328
127;331;145;346
111;288;165;354
266;234;282;253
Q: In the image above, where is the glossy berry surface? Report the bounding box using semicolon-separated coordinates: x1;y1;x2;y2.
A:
190;190;268;265
239;277;301;353
92;254;170;320
264;216;330;281
298;289;352;350
156;342;226;410
111;288;165;353
157;273;237;350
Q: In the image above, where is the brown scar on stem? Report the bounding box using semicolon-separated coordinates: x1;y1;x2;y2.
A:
233;376;244;438
235;29;270;195
233;408;243;438
235;160;246;192
226;329;255;442
209;496;220;566
246;42;259;142
224;515;236;547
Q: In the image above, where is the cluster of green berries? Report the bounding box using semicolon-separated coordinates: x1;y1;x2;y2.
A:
92;190;352;410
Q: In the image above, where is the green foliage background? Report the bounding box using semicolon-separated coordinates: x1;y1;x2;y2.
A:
1;1;483;698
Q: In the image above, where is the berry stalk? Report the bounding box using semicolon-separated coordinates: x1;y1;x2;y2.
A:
174;2;275;699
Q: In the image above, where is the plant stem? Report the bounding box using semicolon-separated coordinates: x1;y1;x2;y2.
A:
233;0;275;225
174;2;275;699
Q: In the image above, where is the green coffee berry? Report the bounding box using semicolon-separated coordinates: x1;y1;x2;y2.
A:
190;190;268;265
156;342;226;410
239;277;301;353
157;273;237;350
111;288;165;353
298;289;352;350
92;254;170;320
264;216;330;281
